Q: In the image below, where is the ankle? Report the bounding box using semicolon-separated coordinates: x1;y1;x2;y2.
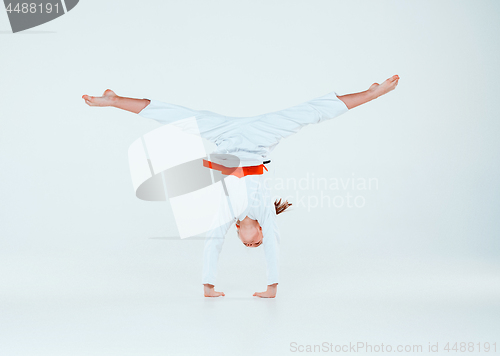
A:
109;95;120;107
366;86;384;101
365;89;378;101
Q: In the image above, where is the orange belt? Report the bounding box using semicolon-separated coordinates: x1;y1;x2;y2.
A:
203;159;268;178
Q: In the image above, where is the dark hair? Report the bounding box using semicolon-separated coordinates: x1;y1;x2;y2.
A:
274;198;292;215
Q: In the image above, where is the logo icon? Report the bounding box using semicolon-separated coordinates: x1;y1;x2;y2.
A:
128;117;244;239
3;0;79;33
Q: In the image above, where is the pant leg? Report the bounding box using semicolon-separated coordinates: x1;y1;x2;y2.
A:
251;91;349;145
138;99;200;124
138;99;230;144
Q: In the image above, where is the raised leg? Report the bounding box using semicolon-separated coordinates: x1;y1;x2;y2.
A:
337;74;400;110
82;89;150;114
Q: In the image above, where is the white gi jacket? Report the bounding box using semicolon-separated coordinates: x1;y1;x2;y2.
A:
137;91;349;285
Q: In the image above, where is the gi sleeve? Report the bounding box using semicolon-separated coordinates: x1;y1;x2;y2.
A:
253;91;349;144
202;219;233;285
262;217;280;285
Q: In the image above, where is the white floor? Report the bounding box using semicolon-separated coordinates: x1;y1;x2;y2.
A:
1;238;499;356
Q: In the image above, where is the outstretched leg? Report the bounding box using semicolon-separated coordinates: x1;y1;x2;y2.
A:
82;90;150;114
337;74;400;110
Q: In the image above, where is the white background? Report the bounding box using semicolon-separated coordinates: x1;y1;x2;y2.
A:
1;0;499;355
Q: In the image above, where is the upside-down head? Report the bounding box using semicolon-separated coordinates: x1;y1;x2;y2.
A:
236;198;292;248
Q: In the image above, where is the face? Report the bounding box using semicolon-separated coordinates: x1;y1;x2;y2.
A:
236;217;263;248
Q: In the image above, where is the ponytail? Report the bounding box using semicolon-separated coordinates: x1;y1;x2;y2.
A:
274;198;292;215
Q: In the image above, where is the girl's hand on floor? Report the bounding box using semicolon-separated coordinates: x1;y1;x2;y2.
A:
253;283;277;298
203;284;225;297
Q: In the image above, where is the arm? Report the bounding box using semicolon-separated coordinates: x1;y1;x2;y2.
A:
202;218;233;297
254;218;279;298
202;234;226;297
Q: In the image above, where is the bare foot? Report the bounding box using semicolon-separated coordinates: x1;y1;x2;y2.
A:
368;75;400;99
82;89;118;107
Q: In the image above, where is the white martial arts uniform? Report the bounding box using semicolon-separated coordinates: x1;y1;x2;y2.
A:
137;90;349;286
